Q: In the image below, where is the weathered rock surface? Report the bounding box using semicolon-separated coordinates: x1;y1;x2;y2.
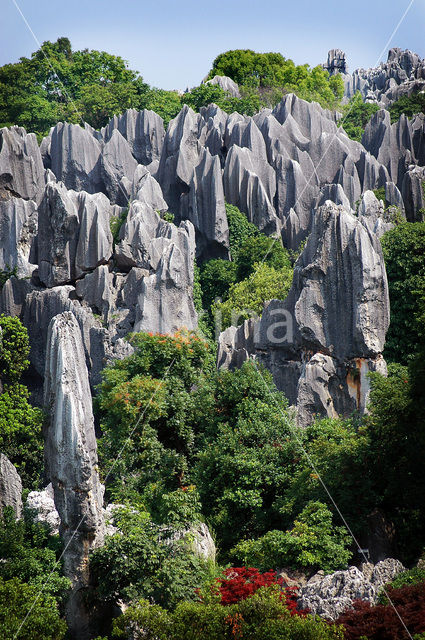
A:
134;219;198;334
336;47;425;107
0;454;23;519
0;126;44;203
26;484;60;534
205;75;241;98
44;311;104;639
100;129;137;204
0;197;38;277
101;108;165;167
218;201;390;425
50;122;104;194
37;182;80;287
298;559;406;620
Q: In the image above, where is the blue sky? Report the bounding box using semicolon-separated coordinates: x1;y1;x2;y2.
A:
1;0;423;90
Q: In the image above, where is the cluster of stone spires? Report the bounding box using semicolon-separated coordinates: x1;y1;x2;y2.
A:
0;46;424;638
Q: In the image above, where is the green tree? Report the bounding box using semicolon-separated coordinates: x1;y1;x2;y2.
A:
235;235;292;280
113;588;344;640
139;88;182;126
225;203;260;261
0;577;66;640
90;507;212;611
232;501;351;573
339;91;380;141
0;316;43;487
389;92;425;123
199;260;238;310
97;330;215;507
380;222;425;364
213;262;292;329
0;507;70;605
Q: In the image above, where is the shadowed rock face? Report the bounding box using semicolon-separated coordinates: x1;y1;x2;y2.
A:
0;454;23;519
218;201;390;425
0;197;38;278
44;311;104;640
0;126;44;203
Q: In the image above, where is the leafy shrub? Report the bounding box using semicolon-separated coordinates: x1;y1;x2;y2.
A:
113;587;344;640
225;203;260;260
231;502;351;573
389;92;425;123
213;261;292;329
97;330;215;506
235;235;291;281
90;507;212;610
198;259;237;310
335;582;425;639
380;567;425;596
339;92;379;141
0;314;30;384
381;222;425;364
0;577;67;640
0;507;70;605
0;316;43;487
110;207;128;245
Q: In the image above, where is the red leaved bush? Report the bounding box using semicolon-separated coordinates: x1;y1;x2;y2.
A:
215;566;308;616
335;581;425;639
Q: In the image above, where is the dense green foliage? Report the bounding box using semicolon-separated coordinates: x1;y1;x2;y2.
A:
339;92;380;141
0;37;147;136
380;222;425;364
113;587;344;640
0;507;69;640
389;91;425;123
0;507;70;604
198;204;293;330
0;316;43;487
0;40;345;139
232;501;351;573
96;333;351;568
206;49;344;110
91;507;212;610
0;577;67;640
213;261;292;329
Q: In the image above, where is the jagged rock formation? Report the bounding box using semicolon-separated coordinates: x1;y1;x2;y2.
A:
0;67;421;431
329;47;425;107
205;75;241;97
44;311;105;640
26;483;60;534
298;559;405;620
218;201;390;425
0;197;38;277
0;454;23;518
323;49;348;75
0;126;44;203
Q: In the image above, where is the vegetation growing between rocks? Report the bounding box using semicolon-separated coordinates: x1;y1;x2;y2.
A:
0;316;43;488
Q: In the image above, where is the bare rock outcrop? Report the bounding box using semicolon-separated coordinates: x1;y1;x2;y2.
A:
0;454;23;519
218;201;390;425
298;559;405;620
26;484;60;534
101;108;165;167
44;311;105;639
205;75;241;98
50;122;104;194
0;197;38;277
0;126;44;203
